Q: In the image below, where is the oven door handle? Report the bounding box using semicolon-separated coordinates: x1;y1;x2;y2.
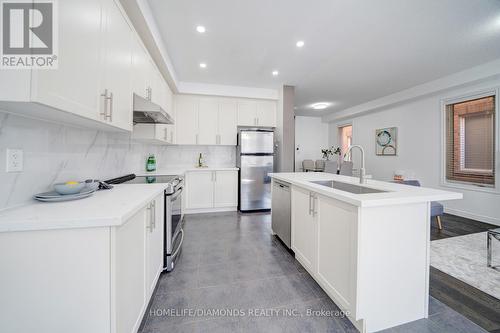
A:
171;228;184;259
170;187;183;201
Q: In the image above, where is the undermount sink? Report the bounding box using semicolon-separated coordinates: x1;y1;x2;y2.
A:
310;180;387;194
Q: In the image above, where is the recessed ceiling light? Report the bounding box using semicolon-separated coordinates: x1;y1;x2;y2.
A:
196;25;206;33
199;63;207;68
272;70;279;76
311;102;330;110
296;40;305;48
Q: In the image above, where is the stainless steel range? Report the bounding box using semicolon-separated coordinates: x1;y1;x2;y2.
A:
105;174;184;272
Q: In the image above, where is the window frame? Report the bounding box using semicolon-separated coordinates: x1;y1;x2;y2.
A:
440;88;499;194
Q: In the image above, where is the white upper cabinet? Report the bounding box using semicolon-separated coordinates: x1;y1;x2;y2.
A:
237;101;258;126
257;101;277;127
1;0;136;132
100;0;133;131
30;0;103;122
218;100;238;145
173;95;273;146
175;97;198;145
131;38;150;99
237;100;276;127
198;99;219;145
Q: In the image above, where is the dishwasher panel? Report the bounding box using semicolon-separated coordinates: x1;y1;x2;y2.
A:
271;180;291;248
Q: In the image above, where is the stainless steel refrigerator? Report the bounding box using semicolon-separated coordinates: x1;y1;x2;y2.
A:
237;128;275;212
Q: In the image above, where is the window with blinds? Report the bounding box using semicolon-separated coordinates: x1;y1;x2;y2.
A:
445;95;496;187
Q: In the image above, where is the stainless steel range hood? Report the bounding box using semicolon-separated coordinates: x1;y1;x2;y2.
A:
133;93;174;124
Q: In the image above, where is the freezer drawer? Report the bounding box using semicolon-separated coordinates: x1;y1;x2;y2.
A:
239;155;273;211
240;130;274;154
272;180;291;248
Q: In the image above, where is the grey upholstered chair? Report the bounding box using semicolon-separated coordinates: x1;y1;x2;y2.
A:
315;160;325;172
339;161;354;176
324;161;338;174
302;159;315;172
400;180;444;230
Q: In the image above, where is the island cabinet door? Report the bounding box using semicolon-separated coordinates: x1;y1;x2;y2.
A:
291;186;318;274
316;195;358;315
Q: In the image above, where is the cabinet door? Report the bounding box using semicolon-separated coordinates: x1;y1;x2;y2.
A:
175;97;198;145
114;205;146;333
102;0;133;131
291;187;318;273
31;0;102;121
146;195;164;297
186;171;214;209
214;171;238;207
198;99;218;145
316;196;357;311
154;124;169;143
218;100;238;145
152;69;166;109
257;101;277;127
237;101;257;126
131;38;149;99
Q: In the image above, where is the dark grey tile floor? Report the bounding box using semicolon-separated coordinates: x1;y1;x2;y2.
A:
139;212;488;333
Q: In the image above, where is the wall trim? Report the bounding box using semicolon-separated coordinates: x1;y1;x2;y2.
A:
177;82;279;100
444;208;500;226
322;58;500;123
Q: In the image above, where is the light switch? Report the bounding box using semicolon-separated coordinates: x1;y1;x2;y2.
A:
6;149;23;172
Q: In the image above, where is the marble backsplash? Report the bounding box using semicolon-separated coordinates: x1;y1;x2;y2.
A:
0;111;236;209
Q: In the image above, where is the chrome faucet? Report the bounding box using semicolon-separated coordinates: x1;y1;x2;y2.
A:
344;145;366;184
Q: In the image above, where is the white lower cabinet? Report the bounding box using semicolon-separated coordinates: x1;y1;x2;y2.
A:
316;195;357;313
185;171;215;209
0;194;164;333
291;187;358;325
291;186;318;273
185;170;238;212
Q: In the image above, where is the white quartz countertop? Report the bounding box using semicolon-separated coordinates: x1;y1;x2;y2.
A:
0;184;168;233
270;172;462;207
135;167;239;176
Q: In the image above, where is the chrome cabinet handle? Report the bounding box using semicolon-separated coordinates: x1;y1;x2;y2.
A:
312;194;317;216
146;203;153;231
164;128;168;141
170;131;173;143
109;92;113;122
151;200;156;230
100;89;112;121
308;193;312;215
196;134;199;145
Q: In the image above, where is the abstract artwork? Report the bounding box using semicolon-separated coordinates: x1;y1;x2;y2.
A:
375;127;397;156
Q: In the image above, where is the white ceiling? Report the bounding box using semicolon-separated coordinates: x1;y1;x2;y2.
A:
147;0;500;116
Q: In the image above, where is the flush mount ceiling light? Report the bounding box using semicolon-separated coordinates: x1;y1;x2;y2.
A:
196;25;206;33
199;63;207;68
272;70;279;76
311;102;330;110
296;40;305;48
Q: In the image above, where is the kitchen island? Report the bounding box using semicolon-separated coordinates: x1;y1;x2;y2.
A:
270;172;462;333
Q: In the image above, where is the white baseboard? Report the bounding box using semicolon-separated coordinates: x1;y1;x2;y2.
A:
445;208;500;226
184;207;237;215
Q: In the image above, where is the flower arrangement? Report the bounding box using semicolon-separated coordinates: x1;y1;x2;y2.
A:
321;146;341;160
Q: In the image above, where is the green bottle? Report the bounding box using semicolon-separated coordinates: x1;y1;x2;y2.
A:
146;154;156;172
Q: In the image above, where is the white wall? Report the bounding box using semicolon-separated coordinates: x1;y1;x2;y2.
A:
295;116;329;171
0;111;235;210
328;79;500;225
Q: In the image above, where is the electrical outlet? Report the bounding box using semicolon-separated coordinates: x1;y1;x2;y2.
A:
6;149;23;172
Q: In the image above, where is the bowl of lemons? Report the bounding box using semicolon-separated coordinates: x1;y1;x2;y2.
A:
54;181;85;195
